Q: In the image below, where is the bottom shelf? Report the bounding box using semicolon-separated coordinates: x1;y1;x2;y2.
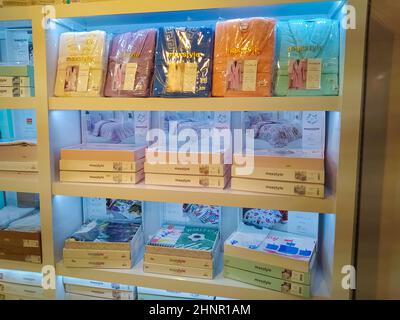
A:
0;259;43;273
56;260;329;300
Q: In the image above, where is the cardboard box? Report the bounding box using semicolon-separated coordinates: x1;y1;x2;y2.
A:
0;281;44;298
0;292;44;300
0;161;38;172
138;293;193;300
231;177;324;198
224;255;311;285
0;230;41;255
232;154;324;184
60;169;144;184
145;229;220;260
63;277;135;291
64;293;107;300
60;144;145;162
64;224;143;252
223;265;311;298
0;269;42;287
143;261;214;280
137;286;214;300
0;86;33;97
63;248;131;260
63;258;131;269
0;144;37;162
144;162;229;176
224;231;316;273
145;172;230;189
145;148;228;165
0;65;33;77
144;252;213;269
64;284;135;300
59;158;144;173
0;251;41;263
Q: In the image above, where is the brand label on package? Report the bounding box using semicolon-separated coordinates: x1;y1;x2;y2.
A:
242;60;258;91
123;63;138;91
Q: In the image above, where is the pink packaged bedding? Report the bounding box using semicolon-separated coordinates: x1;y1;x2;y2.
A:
104;29;157;97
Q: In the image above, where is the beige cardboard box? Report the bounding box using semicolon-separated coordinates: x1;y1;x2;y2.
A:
0;144;37;162
63;258;131;269
232;155;324;184
60;158;144;173
60;169;144;184
144;252;213;269
231;177;324;198
64;284;135;300
63;247;131;260
61;144;145;161
0;161;38;172
145;171;230;189
143;262;214;280
144;162;229;176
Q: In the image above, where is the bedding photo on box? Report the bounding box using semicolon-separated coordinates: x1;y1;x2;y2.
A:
242;111;325;154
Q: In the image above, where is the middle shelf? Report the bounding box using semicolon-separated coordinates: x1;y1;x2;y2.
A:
49;97;341;112
52;181;335;214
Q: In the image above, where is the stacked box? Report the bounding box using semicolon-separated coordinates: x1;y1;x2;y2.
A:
231;111;325;198
0;65;34;97
63;220;143;269
144;224;220;280
0;140;37;172
137;287;215;300
59;144;145;184
0;269;45;300
223;230;317;298
63;277;136;300
0;202;41;264
144;111;231;189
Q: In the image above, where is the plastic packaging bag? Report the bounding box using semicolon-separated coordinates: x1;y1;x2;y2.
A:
54;30;108;97
104;29;157;97
212;17;275;97
275;19;339;96
153;26;213;97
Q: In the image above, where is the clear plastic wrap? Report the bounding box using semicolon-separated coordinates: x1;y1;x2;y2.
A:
212;17;275;97
81;110;150;145
275;19;339;96
152;26;213;97
54;30;108;97
104;29;157;97
242;111;325;154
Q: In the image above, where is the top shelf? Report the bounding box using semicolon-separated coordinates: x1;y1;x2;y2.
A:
49;96;341;111
51;0;340;19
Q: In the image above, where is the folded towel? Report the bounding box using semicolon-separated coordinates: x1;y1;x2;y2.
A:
104;29;157;97
153;26;213;97
54;30;108;97
212;17;275;97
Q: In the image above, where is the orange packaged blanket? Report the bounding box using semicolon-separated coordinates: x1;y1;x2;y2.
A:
212;17;276;97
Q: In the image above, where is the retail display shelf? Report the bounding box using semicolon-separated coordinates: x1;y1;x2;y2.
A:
52;0;334;19
52;181;335;213
48;96;341;112
0;171;39;193
56;259;329;300
0;98;38;110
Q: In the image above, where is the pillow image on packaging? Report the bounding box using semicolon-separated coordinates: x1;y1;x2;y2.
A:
54;30;108;97
275;19;339;96
152;26;213;97
212;17;276;97
104;29;157;97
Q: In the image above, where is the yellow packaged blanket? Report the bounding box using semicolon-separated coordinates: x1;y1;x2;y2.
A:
54;30;108;97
